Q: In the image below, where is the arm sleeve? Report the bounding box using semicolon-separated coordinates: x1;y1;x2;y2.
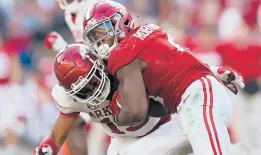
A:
52;84;81;117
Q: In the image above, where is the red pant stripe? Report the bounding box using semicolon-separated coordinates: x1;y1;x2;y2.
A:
200;78;217;154
205;77;222;155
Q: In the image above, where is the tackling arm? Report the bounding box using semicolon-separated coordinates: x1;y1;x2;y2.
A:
115;59;148;126
49;114;78;149
34;113;78;155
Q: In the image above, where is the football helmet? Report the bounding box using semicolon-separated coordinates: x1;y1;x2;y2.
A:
57;0;85;12
83;1;133;59
54;43;110;105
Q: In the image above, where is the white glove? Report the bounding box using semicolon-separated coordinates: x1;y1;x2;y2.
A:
44;31;68;52
33;139;58;155
34;145;53;155
209;65;245;94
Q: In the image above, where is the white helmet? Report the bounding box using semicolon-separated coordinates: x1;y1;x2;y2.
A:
57;0;85;12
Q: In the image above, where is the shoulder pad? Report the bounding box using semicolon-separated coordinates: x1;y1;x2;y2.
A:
51;84;79;114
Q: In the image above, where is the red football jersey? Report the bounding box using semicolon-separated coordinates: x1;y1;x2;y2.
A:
108;24;213;113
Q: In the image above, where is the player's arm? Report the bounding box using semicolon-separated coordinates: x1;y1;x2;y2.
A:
115;59;148;126
49;113;78;148
34;113;78;155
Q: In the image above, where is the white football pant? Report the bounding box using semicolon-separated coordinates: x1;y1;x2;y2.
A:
178;75;233;155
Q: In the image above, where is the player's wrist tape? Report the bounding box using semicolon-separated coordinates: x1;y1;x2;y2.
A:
40;139;58;155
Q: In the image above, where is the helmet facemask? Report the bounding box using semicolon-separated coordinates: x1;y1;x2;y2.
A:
83;13;126;59
67;59;110;105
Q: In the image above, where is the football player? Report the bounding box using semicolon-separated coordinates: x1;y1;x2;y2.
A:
45;0;100;48
82;1;245;154
33;44;195;155
33;43;244;155
44;1;109;155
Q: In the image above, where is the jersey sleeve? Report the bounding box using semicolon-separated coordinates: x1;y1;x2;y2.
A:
108;24;163;76
51;84;80;117
108;37;143;76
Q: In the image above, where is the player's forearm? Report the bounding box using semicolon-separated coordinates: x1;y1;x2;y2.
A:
116;60;148;126
116;106;145;126
49;125;69;149
48;114;77;149
117;85;147;126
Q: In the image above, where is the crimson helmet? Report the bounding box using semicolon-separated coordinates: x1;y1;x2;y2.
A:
54;43;110;105
57;0;85;12
83;1;133;59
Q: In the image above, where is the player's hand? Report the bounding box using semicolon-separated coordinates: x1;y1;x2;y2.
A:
44;31;68;52
33;139;58;155
33;145;53;155
210;66;245;94
108;91;121;118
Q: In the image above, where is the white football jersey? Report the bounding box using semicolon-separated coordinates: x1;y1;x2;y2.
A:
52;84;162;137
64;1;89;43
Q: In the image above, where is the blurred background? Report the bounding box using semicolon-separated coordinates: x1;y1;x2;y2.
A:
0;0;261;154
